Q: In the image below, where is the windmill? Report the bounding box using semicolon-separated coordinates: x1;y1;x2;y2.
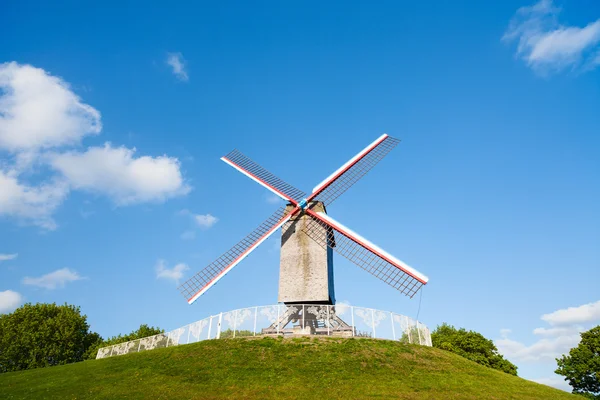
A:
178;134;429;324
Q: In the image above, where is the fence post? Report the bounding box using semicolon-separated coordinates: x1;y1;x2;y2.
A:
138;339;142;352
233;310;238;338
276;305;280;335
110;346;114;357
371;309;376;338
208;316;213;340
253;307;258;336
217;312;223;339
187;324;191;344
417;322;423;345
391;312;396;341
302;304;305;331
406;316;412;344
166;333;171;347
327;305;330;336
351;306;355;337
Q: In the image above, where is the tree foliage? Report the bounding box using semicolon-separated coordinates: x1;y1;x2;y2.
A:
84;324;164;360
431;323;518;376
0;303;100;373
219;329;254;338
555;325;600;398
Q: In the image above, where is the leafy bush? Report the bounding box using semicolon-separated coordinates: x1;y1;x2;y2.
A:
431;323;518;376
219;329;255;338
84;324;164;359
0;303;101;373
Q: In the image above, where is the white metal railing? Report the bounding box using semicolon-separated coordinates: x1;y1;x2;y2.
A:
96;304;431;359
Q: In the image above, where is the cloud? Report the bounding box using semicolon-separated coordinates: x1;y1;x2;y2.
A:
22;268;85;289
194;213;218;229
495;299;600;391
0;62;191;230
495;300;600;363
503;0;600;73
166;53;189;82
265;194;281;204
179;209;219;230
50;143;190;205
495;329;582;363
0;170;69;230
541;300;600;326
0;290;22;313
531;376;570;391
180;230;196;240
0;62;101;152
155;260;189;283
0;253;18;262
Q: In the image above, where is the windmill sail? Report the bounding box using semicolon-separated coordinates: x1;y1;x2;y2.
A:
307;134;400;206
179;206;296;304
222;149;305;203
303;209;428;298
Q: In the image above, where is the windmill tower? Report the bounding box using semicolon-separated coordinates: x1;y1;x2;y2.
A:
179;134;429;314
279;201;335;305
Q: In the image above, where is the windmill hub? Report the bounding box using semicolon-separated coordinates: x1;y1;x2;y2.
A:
298;198;308;210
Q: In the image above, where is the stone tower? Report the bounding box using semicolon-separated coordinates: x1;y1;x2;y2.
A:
278;201;335;305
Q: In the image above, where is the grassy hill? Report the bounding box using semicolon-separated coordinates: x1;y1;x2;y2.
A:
0;336;576;399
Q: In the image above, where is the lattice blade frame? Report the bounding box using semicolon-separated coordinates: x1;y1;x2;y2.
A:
303;209;428;298
222;149;305;203
179;206;296;304
307;134;400;206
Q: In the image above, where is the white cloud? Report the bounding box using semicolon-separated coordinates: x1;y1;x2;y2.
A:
180;230;196;240
194;213;218;229
495;331;581;363
0;290;22;313
0;62;191;230
179;209;219;230
0;170;68;230
50;143;190;205
541;300;600;326
531;376;570;391
0;62;101;152
532;326;583;337
0;253;18;262
265;194;281;204
495;299;600;391
155;260;189;283
22;268;84;289
503;0;600;73
495;303;598;369
166;53;189;82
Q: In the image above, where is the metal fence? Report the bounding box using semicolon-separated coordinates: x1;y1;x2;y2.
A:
96;304;431;359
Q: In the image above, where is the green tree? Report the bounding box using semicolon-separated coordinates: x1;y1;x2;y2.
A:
399;326;423;344
431;323;518;376
555;325;600;399
84;324;164;360
0;303;100;373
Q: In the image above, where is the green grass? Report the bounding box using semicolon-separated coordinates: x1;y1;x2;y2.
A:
0;336;576;399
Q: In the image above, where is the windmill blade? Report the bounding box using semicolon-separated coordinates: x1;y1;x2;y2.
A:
303;209;428;298
179;206;297;304
307;134;400;205
222;149;305;203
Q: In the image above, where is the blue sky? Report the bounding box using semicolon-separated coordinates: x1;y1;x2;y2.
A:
1;0;599;390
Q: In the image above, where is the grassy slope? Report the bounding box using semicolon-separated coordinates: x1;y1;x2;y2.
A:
0;336;576;400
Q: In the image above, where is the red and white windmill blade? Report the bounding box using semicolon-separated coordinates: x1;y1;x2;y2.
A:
179;134;429;304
